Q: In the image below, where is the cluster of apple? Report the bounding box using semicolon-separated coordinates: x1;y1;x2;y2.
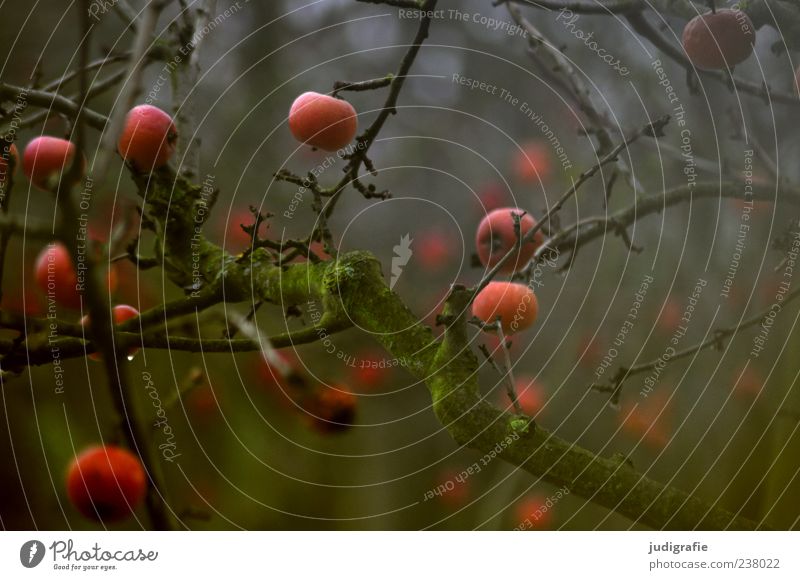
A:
471;208;544;334
9;95;363;524
286;90;545;337
12;105;175;524
16;104;178;318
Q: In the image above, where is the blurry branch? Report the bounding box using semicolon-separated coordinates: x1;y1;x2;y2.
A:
93;0;166;183
112;0;141;32
743;0;800;51
737;103;780;184
2;48;169;135
473;115;669;296
0;83;108;131
21;70;136;135
638;138;719;174
592;287;800;405
0;320;351;367
356;0;424;8
172;0;218;178
40;45;170;94
541;180;796;263
74;0;174;532
162;368;205;412
496;322;523;414
43;53;133;91
503;0;797;25
0;117;25;301
506;1;643;199
498;0;647;14
0;215;53;239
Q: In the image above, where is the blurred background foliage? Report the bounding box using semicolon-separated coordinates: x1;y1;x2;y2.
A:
1;0;799;529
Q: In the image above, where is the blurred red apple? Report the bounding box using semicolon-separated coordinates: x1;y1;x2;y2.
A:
514;494;553;530
733;366;763;399
434;468;471;508
656;297;683;333
308;384;357;433
513;141;551;183
349;349;394;391
513;376;546;416
576;333;603;370
414;229;453;271
476;181;507;212
619;390;672;450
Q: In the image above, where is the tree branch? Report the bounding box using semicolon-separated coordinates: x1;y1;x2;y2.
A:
0;83;109;131
593;287;800;404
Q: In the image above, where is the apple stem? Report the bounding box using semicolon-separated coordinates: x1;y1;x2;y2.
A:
496;320;523;415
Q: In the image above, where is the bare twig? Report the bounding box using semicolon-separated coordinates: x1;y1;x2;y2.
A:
593;287;800;404
0;83;108;131
332;75;394;96
541;180;800;263
506;2;643;197
111;0;141;32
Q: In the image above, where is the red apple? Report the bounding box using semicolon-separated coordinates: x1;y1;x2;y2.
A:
682;9;755;70
34;243;118;310
221;208;263;252
576;333;603;370
513;141;551;183
350;350;391;391
476;207;545;274
118;104;177;171
23;136;82;191
66;445;146;523
434;468;471;508
656;297;684;333
476;181;507;212
733;366;763;399
308;384;357;433
503;375;545;416
473;281;538;334
415;229;453;271
619;390;671;450
289;92;357;151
